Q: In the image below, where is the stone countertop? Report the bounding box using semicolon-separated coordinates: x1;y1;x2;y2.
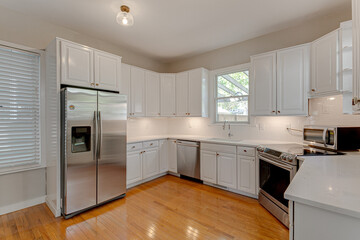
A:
127;135;296;147
285;155;360;219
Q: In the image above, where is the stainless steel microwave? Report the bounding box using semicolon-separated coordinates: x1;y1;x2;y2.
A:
303;126;360;151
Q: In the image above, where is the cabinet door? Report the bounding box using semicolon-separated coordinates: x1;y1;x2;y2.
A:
61;41;93;88
142;148;160;179
200;150;217;184
159;140;168;173
217;153;237;189
130;67;146;117
94;50;120;91
121;64;131;116
277;45;310;115
168;140;177;173
311;30;339;95
160;74;176;117
175;72;189;117
353;0;360;112
145;71;161;117
188;69;204;117
237;156;256;195
127;151;142;185
250;53;277;116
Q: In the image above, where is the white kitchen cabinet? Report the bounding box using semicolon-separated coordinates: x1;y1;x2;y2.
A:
127;151;142;185
142;148;160;179
160;74;176;117
145;71;161;117
251;52;277;116
311;30;339;96
200;150;217;184
159;140;168;173
251;45;310;116
217;153;237;189
277;45;310;115
237;156;256;195
188;68;209;117
175;68;209;117
130;66;146;117
61;40;94;88
168;139;178;173
352;0;360;112
175;72;189;117
94;50;120;91
121;63;131;116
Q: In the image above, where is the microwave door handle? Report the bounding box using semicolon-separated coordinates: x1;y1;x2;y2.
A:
323;128;328;148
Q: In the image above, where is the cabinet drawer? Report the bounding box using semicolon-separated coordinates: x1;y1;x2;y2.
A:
127;142;142;152
201;143;236;154
237;146;255;157
143;140;159;148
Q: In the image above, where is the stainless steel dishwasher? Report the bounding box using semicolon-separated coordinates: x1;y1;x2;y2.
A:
177;140;201;180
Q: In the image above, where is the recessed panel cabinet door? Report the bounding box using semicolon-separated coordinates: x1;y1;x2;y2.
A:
126;151;142;185
237;156;256;195
94;50;120;91
188;69;204;117
277;45;310;115
168;140;177;173
311;30;339;95
142;148;160;179
121;64;131;116
145;71;161;117
61;41;94;88
217;153;237;189
175;72;189;117
159;140;168;173
250;53;277;116
200;150;217;184
160;74;176;116
130;67;146;117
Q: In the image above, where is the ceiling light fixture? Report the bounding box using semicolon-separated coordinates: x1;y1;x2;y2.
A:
116;5;134;26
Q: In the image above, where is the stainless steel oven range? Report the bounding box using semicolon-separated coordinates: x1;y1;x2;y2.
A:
256;144;343;227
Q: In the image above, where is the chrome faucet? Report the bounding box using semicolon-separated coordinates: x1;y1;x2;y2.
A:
223;120;233;138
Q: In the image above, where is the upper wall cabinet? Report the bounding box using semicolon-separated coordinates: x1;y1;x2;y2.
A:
60;39;121;91
310;30;339;96
250;44;310;116
145;71;161;117
130;66;146;117
175;68;209;117
352;0;360;113
121;63;131;116
160;74;176;117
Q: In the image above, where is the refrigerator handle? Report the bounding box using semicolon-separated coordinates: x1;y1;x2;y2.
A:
93;111;98;161
98;111;102;159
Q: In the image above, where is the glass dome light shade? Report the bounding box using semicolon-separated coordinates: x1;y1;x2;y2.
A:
116;11;134;26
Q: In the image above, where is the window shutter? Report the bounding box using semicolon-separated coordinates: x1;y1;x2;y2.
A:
0;45;41;169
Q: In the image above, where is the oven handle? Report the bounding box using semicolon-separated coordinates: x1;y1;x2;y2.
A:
323;128;328;148
259;156;294;172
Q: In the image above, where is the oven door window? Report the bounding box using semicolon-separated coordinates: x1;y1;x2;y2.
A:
260;159;290;208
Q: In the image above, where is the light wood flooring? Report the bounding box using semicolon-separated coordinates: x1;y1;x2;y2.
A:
0;175;289;240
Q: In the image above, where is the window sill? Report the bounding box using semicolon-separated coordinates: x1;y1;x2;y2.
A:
0;163;45;176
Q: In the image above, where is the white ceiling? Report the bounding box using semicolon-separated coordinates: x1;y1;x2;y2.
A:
0;0;350;63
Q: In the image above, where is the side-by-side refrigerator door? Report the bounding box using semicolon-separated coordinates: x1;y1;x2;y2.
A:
63;88;97;216
97;92;127;204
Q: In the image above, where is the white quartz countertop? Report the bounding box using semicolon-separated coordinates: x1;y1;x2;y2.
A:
285;155;360;219
127;135;293;147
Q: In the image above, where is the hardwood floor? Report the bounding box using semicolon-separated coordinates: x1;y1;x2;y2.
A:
0;175;288;240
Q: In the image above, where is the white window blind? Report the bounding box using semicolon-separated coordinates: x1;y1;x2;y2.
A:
0;45;41;170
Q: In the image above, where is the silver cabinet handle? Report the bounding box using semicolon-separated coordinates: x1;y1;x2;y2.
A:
94;111;97;161
98;111;102;159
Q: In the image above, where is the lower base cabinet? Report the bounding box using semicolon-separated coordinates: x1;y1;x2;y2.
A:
217;153;237;189
168;139;177;173
237;155;256;195
142;148;160;179
200;150;217;184
127;151;142;185
159;140;169;173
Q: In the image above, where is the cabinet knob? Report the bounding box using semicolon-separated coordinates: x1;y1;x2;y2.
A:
150;143;153;146
132;146;135;149
244;150;247;152
216;153;219;156
173;113;176;115
272;111;276;113
311;89;316;92
90;83;94;86
278;111;280;113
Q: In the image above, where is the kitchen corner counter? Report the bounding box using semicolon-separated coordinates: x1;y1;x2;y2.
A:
285;155;360;219
127;135;294;147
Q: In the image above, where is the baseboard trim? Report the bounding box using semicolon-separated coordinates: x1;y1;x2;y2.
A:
0;196;45;216
45;196;61;217
203;181;258;199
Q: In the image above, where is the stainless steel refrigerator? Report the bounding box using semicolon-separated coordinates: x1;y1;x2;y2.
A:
61;87;127;218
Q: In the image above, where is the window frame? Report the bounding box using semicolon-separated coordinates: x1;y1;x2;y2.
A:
0;40;45;175
210;63;251;125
